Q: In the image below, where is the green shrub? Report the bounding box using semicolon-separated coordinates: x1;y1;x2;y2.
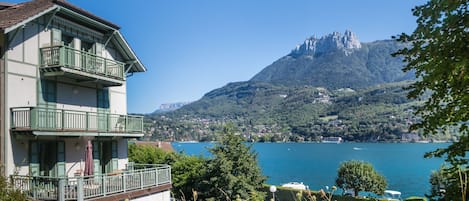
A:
404;196;427;201
261;185;371;201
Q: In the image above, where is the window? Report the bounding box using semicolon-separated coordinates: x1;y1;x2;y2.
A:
92;140;117;174
29;141;65;177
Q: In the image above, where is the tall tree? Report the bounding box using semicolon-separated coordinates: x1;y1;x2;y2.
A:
335;160;387;197
200;124;266;201
393;1;468;200
393;0;469;165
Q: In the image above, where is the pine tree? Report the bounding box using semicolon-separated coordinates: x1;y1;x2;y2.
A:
200;124;266;200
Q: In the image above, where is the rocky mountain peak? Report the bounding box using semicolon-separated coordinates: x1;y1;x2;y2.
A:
290;30;361;57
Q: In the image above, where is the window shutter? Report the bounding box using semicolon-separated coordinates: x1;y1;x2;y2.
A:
29;141;39;176
51;28;62;46
56;141;66;177
111;141;118;172
93;141;101;175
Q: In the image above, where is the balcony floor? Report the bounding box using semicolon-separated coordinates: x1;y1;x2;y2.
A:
41;66;124;87
87;183;171;201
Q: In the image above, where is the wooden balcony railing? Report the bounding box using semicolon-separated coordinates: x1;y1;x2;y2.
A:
11;107;143;134
10;164;171;201
40;45;125;81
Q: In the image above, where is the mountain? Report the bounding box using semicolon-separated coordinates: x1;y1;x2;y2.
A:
250;30;412;88
147;31;436;142
153;102;192;114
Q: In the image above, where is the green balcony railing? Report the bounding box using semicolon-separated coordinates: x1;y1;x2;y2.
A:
40;45;125;80
11;164;171;201
11;107;143;134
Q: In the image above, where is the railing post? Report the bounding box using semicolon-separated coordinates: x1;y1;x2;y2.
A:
169;166;172;184
10;108;14;128
141;116;144;133
106;114;110;132
30;107;36;129
58;178;65;201
122;172;126;192
103;175;107;196
61;109;65;130
125;116;128;132
140;171;144;189
59;46;65;66
77;177;84;201
155;168;159;186
104;59;107;76
85;112;89;131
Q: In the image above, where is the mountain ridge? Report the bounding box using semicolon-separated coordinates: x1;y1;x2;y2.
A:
145;31;436;142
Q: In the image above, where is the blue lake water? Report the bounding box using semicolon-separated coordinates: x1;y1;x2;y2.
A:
172;142;449;198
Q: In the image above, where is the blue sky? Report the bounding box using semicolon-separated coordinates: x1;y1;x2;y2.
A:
16;0;425;113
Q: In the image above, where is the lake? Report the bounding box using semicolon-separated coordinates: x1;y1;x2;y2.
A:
172;142;449;198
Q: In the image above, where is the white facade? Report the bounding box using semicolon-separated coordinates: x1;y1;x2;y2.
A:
0;1;170;200
4;14;130;177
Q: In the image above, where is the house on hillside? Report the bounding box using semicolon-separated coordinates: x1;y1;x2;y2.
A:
0;0;171;200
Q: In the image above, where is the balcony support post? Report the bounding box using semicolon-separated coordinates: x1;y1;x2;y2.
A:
122;172;126;192
58;178;65;201
77;177;84;201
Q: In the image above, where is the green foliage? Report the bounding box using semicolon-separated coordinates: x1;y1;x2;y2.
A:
393;0;469;166
335;160;387;197
393;1;469;200
0;172;27;201
404;196;427;201
427;165;468;201
261;185;371;201
128;144;206;199
128;143;177;164
147;81;451;143
199;124;266;200
171;154;206;199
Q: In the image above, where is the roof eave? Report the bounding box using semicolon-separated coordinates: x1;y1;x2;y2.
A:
4;5;59;34
115;31;146;73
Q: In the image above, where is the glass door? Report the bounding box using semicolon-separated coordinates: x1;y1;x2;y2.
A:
97;89;109;132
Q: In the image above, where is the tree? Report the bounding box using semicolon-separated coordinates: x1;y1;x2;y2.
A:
393;0;468;199
393;0;469;165
428;165;468;201
0;173;27;201
128;144;206;200
171;154;206;200
200;124;266;200
335;160;387;197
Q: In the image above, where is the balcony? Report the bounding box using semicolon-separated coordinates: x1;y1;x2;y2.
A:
40;45;125;87
11;164;171;201
11;107;143;137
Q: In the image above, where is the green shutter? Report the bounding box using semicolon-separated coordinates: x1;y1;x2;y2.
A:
93;141;101;175
55;141;66;177
51;28;62;46
111;141;118;172
97;89;109;131
29;142;39;176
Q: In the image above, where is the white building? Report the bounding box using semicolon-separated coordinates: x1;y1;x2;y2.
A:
0;0;171;200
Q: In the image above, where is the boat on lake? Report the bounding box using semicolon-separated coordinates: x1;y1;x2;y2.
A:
383;190;402;201
321;136;343;144
281;182;309;190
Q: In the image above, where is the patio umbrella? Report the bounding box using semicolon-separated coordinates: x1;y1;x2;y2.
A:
84;140;93;176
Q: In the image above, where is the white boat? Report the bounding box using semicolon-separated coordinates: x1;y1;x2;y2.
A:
383;190;402;201
281;182;309;190
321;136;343;144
